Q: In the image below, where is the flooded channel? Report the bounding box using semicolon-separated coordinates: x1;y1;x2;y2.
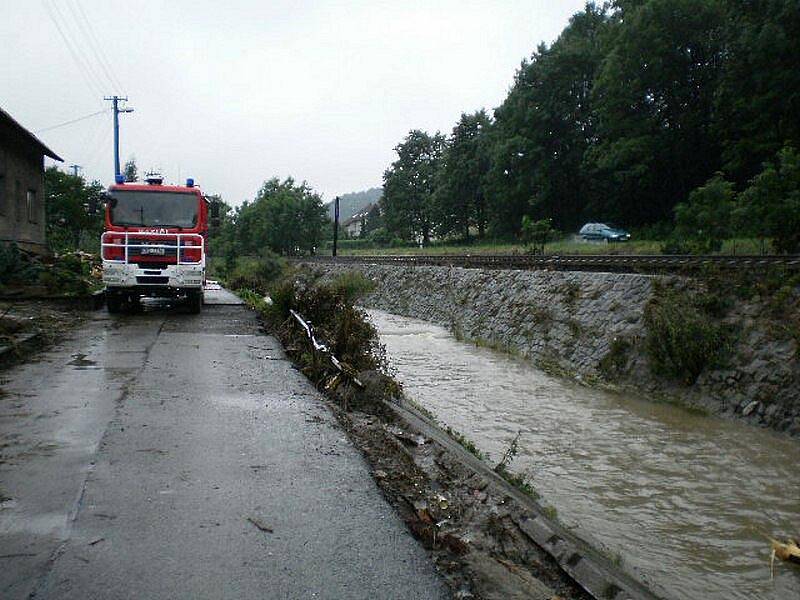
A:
366;309;800;600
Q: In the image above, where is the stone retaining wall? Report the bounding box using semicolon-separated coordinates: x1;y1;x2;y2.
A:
307;262;800;437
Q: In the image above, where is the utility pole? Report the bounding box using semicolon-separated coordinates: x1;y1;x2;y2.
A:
69;164;82;177
104;96;133;182
332;196;340;257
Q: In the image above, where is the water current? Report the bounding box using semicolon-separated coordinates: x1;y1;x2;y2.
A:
366;309;800;600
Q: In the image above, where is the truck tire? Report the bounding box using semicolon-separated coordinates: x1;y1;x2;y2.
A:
187;290;202;314
106;293;123;314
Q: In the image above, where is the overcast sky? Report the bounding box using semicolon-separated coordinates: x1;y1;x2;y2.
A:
2;0;587;205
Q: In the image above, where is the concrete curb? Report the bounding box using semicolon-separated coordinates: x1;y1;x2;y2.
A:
388;397;666;600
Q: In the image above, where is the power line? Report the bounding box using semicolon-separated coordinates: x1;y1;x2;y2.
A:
66;0;124;93
35;108;109;133
73;0;124;93
42;0;104;99
48;0;107;92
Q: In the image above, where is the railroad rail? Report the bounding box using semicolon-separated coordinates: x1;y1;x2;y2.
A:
301;253;800;274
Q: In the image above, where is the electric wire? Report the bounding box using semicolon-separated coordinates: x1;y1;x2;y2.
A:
41;0;105;99
48;0;107;93
35;109;109;133
73;0;125;93
67;0;124;94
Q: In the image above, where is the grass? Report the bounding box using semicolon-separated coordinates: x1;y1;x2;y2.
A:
444;425;485;460
337;237;768;257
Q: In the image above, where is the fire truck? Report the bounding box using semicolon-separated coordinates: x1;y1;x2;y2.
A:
101;174;211;314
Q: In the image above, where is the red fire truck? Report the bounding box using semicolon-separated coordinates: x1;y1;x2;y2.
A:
101;175;209;313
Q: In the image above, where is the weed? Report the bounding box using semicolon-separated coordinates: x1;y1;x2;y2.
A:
598;337;631;379
644;282;731;384
561;281;581;305
543;505;558;520
494;431;521;474
444;426;485;460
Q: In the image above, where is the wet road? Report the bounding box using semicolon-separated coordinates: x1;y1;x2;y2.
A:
0;290;446;599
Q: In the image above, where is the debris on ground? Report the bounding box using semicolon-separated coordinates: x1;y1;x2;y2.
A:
318;384;592;599
247;517;274;533
770;537;800;578
0;301;86;369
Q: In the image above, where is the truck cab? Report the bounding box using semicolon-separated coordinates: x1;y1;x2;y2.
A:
101;176;208;313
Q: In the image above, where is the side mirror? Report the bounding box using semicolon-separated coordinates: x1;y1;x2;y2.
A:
210;201;221;228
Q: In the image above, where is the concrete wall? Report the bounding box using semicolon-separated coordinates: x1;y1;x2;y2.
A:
310;262;800;436
0;143;47;253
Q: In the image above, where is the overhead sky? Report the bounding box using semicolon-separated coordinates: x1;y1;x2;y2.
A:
2;0;588;205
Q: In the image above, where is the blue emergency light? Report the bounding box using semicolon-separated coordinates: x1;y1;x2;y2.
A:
186;178;194;187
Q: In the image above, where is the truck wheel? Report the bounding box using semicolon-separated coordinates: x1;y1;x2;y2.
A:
187;291;202;314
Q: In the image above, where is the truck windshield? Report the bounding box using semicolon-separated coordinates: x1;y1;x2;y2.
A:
110;190;198;228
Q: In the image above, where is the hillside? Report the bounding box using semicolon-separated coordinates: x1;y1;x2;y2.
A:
325;187;382;222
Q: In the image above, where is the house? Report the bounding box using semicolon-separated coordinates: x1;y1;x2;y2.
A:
342;203;376;237
0;106;63;253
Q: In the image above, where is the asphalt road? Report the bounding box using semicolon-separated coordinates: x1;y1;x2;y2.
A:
0;288;447;599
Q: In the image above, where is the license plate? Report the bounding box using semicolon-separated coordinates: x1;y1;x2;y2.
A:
141;247;165;255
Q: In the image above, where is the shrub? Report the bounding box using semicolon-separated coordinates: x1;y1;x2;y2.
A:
644;284;730;383
225;252;286;294
672;174;736;254
0;244;40;287
739;145;800;254
328;271;374;302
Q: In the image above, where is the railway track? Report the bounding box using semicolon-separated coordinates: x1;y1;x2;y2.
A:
301;253;800;274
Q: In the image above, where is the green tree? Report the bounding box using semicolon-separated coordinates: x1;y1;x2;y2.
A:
716;0;800;184
44;166;104;252
673;174;735;253
487;4;610;236
235;177;326;256
433;110;492;240
739;145;800;254
382;130;445;245
588;0;726;226
123;157;138;183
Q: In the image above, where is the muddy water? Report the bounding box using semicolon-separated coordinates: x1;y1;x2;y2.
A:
367;309;800;600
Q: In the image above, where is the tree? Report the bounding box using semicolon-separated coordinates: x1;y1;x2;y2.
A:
44;166;104;252
382;130;445;245
123;157;138;182
716;0;800;184
672;174;735;253
433;110;492;240
234;177;326;256
739;145;800;254
588;0;726;226
486;4;610;236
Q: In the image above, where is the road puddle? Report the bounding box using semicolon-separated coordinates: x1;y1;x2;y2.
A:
367;309;800;600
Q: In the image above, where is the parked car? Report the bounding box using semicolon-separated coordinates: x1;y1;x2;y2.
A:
579;223;631;242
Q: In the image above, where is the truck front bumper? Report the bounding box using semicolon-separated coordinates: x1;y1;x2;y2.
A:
102;262;205;289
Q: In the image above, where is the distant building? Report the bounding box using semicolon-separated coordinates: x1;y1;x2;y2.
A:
342;203;376;237
0;106;63;253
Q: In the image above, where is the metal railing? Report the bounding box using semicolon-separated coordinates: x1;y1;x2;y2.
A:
101;231;205;265
289;309;363;387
